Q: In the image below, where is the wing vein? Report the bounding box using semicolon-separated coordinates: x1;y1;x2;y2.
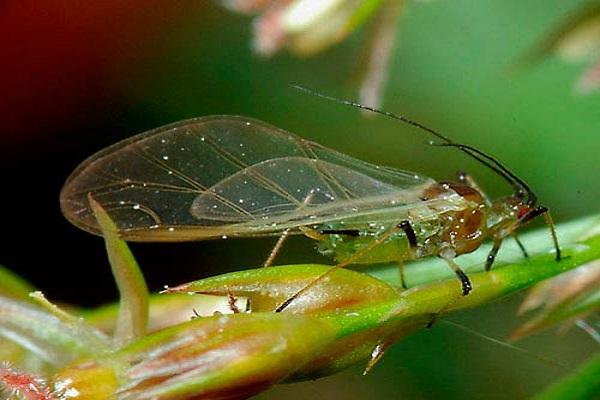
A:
201;131;303;206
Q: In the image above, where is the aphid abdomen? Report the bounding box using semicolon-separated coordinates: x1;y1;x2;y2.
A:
318;232;411;264
446;206;486;255
317;219;442;265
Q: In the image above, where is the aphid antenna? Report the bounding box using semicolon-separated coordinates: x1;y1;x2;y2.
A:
441;319;571;371
290;84;537;205
434;142;536;205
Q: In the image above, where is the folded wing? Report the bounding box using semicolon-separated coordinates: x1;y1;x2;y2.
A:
60;116;454;241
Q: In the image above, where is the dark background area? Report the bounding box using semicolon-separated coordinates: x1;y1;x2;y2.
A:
2;1;599;398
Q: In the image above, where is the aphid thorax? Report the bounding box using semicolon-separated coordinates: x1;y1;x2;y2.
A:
420;181;486;256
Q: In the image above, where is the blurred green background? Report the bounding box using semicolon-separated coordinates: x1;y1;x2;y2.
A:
1;0;599;398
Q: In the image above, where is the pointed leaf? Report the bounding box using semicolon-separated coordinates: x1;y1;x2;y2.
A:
89;195;149;344
166;264;399;314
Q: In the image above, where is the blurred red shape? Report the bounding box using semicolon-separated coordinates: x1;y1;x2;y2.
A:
0;1;185;145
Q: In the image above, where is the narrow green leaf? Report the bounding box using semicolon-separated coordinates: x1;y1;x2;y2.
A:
89;195;149;344
511;259;600;340
0;296;109;367
534;351;600;400
515;2;600;67
167;264;399;314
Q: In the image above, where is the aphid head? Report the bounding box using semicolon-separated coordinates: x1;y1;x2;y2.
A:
488;196;529;234
488;194;550;239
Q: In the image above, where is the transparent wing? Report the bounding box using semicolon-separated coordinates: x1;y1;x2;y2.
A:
60;116;458;241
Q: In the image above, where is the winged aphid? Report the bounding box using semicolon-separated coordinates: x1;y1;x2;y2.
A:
60;97;561;312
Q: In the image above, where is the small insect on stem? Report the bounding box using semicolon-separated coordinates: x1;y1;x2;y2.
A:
227;290;243;314
60;87;562;313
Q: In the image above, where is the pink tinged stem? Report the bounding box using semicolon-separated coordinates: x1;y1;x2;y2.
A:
576;56;600;93
0;364;55;400
359;0;404;110
253;3;289;56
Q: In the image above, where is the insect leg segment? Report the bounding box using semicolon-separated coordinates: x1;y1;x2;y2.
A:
397;220;417;288
439;250;472;296
264;191;318;267
511;233;529;259
519;206;562;261
397;220;417;250
319;229;361;237
264;229;290;267
485;239;503;271
543;210;562;261
397;261;407;289
394;220;418;288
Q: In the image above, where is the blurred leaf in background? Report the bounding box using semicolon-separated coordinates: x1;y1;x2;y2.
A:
512;258;600;341
518;1;600;94
220;0;413;108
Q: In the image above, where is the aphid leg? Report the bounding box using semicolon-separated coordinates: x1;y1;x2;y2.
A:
543;210;562;261
397;261;407;289
264;229;290;267
485;238;503;271
264;191;316;267
191;308;201;320
456;171;491;205
520;206;562;261
319;229;360;236
511;233;529;259
397;220;418;251
396;219;418;289
441;254;472;296
425;255;472;328
275;225;403;312
301;227;326;240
